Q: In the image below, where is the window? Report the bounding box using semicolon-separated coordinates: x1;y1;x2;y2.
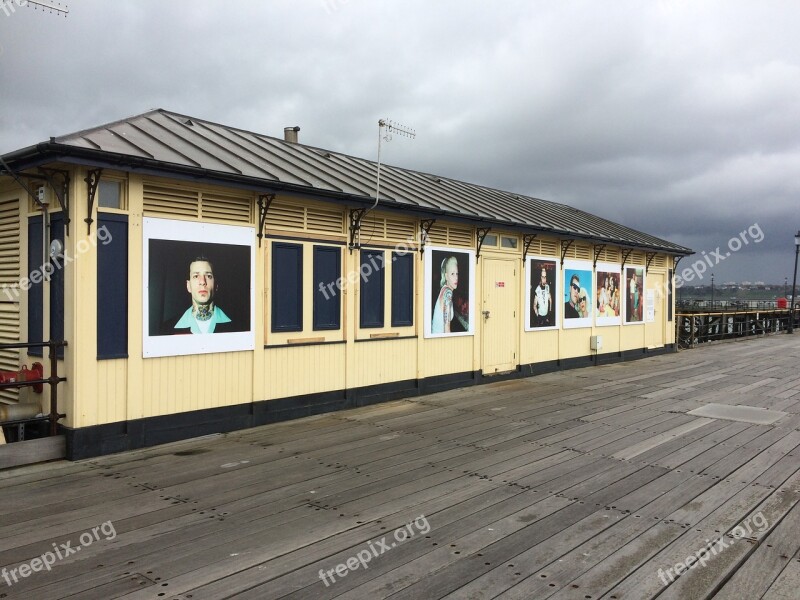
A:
359;250;385;328
501;236;518;249
98;180;123;209
391;251;414;326
313;246;341;330
97;214;128;359
271;242;303;332
483;233;498;247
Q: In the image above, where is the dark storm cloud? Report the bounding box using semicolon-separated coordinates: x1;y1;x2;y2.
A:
1;0;799;282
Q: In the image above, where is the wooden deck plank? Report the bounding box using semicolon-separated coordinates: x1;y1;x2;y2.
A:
3;334;800;599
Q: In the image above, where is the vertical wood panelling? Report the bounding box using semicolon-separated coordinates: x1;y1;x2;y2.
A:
421;336;474;378
261;344;346;400
142;352;254;418
352;339;417;388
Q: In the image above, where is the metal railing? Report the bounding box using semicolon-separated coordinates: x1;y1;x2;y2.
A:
676;309;798;349
0;341;67;437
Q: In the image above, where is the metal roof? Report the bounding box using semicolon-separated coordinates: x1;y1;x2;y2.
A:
2;109;693;255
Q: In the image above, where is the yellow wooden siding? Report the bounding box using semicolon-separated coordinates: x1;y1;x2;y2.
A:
92;360;128;426
520;329;559;364
0;195;20;403
421;336;474;378
142;352;254;418
351;338;417;388
261;344;346;400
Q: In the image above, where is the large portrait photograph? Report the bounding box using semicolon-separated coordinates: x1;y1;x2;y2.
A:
525;257;558;330
424;247;475;338
624;266;645;325
595;263;621;327
143;217;255;358
562;260;593;329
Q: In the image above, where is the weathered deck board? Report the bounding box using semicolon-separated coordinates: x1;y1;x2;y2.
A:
2;335;800;599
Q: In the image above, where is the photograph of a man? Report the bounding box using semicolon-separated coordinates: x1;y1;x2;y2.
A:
167;257;236;334
564;273;582;319
143;217;254;358
528;258;557;329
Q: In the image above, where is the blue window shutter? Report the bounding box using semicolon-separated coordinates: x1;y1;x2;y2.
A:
359;250;384;328
271;242;303;332
391;251;414;327
313;246;341;330
97;214;128;359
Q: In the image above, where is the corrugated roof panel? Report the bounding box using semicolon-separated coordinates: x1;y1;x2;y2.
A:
13;109;691;254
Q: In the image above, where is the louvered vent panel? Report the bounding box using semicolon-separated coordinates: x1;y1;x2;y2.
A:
0;198;19;285
385;218;416;242
631;251;645;264
307;206;344;235
0;302;19;403
269;201;305;231
575;244;591;261
603;248;620;262
427;225;448;245
448;226;473;247
361;215;386;239
143;184;199;217
653;255;666;268
540;240;558;256
201;192;252;224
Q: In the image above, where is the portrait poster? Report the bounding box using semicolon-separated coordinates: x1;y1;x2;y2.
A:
562;260;593;329
424;246;475;338
525;257;559;330
624;266;645;325
595;262;622;327
143;217;255;358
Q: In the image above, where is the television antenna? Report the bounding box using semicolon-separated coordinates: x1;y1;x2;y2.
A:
371;118;415;213
350;118;415;251
24;1;69;16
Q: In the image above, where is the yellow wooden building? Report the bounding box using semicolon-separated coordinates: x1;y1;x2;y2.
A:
0;110;692;459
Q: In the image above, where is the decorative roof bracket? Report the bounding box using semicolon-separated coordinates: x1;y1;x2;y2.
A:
256;193;275;247
83;168;102;235
522;234;537;261
476;227;492;262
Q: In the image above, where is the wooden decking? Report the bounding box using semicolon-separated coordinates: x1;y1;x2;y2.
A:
2;335;800;599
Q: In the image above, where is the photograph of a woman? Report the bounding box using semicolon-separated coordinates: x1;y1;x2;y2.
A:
424;247;474;338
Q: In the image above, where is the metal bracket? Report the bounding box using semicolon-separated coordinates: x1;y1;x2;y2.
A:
349;208;367;253
620;248;634;270
645;252;657;274
419;218;436;258
522;234;538;261
0;158;45;207
674;256;683;270
476;227;492;262
560;239;574;267
83;168;102;235
38;167;71;236
593;244;607;268
256;193;275;247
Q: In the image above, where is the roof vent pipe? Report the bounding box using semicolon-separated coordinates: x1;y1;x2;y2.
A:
284;126;300;143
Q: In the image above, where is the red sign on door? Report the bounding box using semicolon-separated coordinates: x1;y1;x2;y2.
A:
496;282;505;287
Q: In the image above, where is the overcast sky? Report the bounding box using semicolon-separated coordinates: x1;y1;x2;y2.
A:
2;0;799;286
